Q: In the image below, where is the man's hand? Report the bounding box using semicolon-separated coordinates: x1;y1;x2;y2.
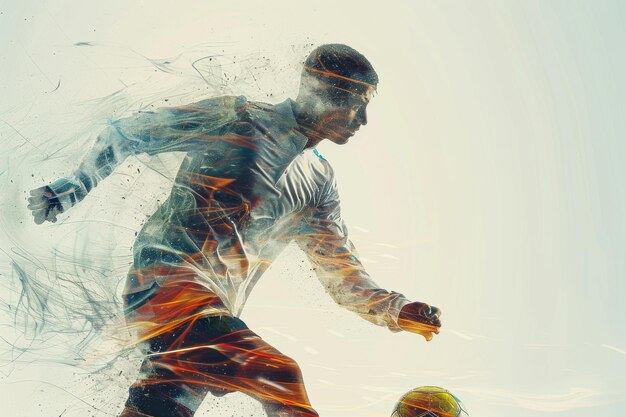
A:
397;301;442;341
27;185;64;224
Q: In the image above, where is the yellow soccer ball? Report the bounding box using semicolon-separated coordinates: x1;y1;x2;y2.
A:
391;386;469;417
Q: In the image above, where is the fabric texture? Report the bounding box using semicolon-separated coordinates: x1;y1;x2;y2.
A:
54;96;410;330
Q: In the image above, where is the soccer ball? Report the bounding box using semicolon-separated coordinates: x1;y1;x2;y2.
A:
391;386;469;417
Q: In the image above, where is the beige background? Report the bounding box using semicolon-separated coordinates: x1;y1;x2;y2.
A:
1;1;625;416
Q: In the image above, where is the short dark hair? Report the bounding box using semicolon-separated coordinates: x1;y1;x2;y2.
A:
302;44;378;101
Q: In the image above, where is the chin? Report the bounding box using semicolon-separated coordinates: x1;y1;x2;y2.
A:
327;129;355;145
329;135;351;145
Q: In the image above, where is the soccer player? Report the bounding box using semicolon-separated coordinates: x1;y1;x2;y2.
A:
28;44;442;417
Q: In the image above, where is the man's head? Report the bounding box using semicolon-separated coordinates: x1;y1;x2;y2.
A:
294;44;378;146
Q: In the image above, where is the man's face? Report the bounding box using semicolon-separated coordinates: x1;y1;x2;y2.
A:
315;86;375;145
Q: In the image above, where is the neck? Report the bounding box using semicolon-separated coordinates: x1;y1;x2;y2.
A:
291;97;325;149
299;125;325;149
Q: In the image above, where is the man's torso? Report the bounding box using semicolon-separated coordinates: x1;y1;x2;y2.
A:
126;98;334;316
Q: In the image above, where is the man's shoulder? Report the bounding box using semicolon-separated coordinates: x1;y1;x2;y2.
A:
179;96;301;148
122;95;244;125
184;96;297;128
236;98;297;130
181;95;246;113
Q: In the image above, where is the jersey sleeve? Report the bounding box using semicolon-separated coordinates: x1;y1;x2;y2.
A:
47;96;242;211
295;163;411;332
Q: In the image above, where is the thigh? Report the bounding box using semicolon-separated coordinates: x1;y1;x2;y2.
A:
207;325;315;413
123;280;318;416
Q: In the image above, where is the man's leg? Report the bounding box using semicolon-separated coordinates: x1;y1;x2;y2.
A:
120;281;318;417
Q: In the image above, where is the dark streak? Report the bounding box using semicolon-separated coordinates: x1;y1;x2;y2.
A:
191;55;223;86
50;79;61;93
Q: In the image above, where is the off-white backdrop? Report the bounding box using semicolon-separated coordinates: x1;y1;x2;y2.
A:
1;1;625;417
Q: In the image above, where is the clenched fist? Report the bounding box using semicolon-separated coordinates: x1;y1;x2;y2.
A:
27;185;64;224
397;301;442;341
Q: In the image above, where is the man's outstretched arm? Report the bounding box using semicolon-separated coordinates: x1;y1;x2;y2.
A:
28;123;141;223
295;170;441;341
28;96;240;223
